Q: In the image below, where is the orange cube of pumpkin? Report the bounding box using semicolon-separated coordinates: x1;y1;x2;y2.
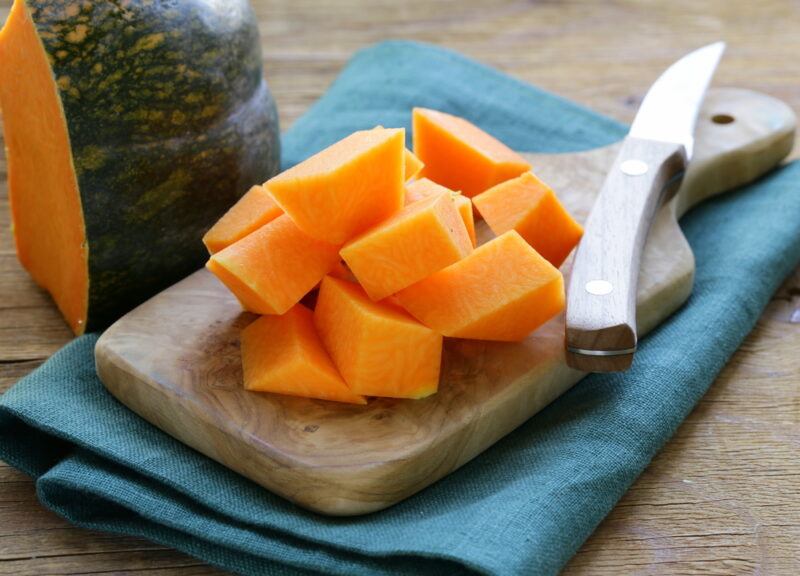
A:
405;177;453;204
327;260;356;283
340;191;472;301
397;231;564;341
266;128;405;244
473;172;583;268
207;214;340;315
405;178;477;247
453;195;477;248
314;276;442;399
241;305;366;404
404;148;425;181
372;125;422;182
202;185;283;255
412;107;530;198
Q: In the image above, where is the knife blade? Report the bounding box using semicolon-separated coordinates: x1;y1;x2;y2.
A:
565;42;725;372
630;42;725;159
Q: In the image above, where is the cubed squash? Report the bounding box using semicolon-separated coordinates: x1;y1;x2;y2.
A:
314;276;442;398
397;231;564;341
340;191;472;301
405;178;477;247
454;195;478;248
404;148;425;181
202;185;283;255
405;177;454;204
266;127;405;244
473;172;583;268
373;125;423;182
381;294;405;309
412;107;531;197
328;260;356;282
207;214;340;315
241;305;366;404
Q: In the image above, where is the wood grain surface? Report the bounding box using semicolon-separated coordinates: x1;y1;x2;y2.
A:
1;0;798;573
94;87;793;516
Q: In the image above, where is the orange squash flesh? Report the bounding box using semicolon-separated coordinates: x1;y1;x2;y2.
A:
412;107;531;198
454;195;477;248
405;178;477;247
327;260;356;282
314;276;442;398
203;185;283;254
341;191;472;301
405;177;452;204
473;172;583;268
0;1;88;334
266;128;405;244
404;148;425;181
304;260;355;307
380;294;405;309
207;214;340;314
373;126;422;182
241;305;366;404
397;231;564;341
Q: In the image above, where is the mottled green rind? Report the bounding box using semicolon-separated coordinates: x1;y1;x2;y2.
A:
28;0;280;330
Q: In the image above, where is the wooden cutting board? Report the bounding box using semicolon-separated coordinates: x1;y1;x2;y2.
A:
95;88;795;516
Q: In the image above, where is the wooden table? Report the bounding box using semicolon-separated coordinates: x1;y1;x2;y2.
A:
1;0;798;574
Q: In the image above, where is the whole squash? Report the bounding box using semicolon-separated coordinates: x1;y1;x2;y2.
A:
0;0;280;334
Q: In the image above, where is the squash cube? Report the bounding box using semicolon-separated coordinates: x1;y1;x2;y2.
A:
314;276;442;399
207;214;340;315
202;185;283;254
404;148;425;181
454;195;477;248
473;172;583;268
412;107;530;197
397;231;564;341
241;305;365;404
405;178;477;247
266;128;405;244
341;191;472;301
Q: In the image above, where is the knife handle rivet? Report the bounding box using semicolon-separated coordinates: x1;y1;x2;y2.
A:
585;280;614;296
620;159;649;176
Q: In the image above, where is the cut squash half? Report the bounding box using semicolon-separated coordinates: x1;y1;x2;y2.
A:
0;0;87;334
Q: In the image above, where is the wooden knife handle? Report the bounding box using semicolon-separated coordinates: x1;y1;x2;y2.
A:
565;136;687;372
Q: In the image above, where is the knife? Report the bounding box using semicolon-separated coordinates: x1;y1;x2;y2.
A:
565;42;726;372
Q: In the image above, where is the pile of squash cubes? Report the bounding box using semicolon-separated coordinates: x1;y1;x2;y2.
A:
203;108;583;404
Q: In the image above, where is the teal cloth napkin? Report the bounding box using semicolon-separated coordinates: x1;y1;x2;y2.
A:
1;41;799;576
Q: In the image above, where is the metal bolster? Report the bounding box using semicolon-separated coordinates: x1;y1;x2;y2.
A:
566;346;638;357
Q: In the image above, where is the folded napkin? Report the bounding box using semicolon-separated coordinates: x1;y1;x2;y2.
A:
2;41;799;576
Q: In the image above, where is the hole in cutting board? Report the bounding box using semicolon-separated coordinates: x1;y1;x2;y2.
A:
712;113;735;124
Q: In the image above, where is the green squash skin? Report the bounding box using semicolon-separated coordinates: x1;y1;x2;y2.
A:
27;0;280;330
